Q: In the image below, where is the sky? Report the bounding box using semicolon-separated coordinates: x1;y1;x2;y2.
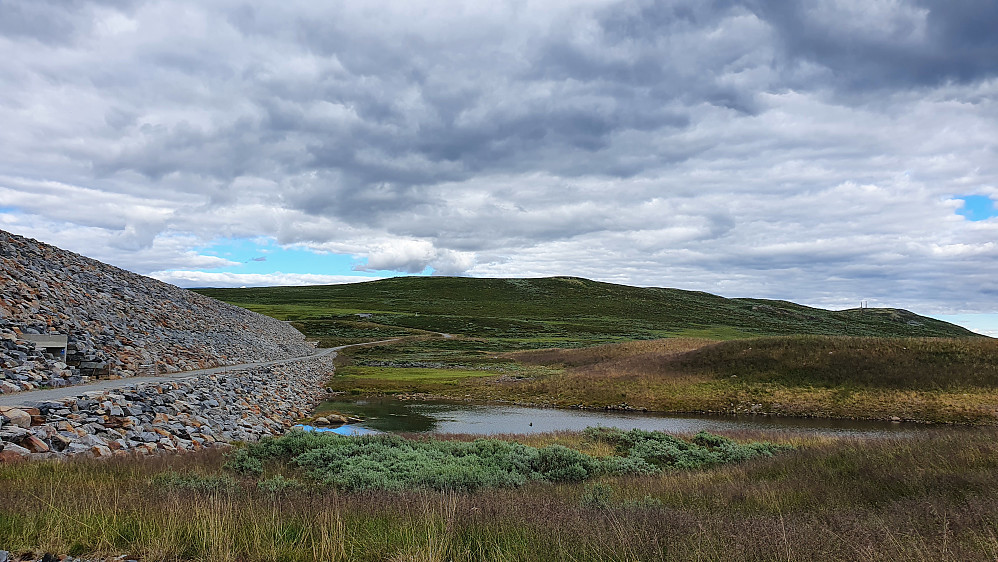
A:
0;0;996;335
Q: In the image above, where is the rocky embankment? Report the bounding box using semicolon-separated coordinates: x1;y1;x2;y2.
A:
0;229;316;394
0;353;334;460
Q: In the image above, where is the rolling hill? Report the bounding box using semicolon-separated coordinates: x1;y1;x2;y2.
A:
195;276;977;346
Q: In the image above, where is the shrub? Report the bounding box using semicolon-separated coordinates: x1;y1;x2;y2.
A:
534;445;599;482
258;474;305;494
580;483;615;508
224;448;264;475
225;428;789;492
587;427;789;470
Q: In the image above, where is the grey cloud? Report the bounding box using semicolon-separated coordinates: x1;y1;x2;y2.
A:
746;0;998;89
0;0;135;45
0;0;996;311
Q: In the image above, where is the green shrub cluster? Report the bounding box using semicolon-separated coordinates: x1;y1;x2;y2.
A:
224;428;788;492
257;474;305;494
226;431;605;492
584;427;789;471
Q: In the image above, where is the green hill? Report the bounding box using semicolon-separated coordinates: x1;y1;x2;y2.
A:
195;276;976;346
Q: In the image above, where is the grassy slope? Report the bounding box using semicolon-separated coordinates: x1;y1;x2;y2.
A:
196;276;994;423
195;276;977;348
509;336;998;424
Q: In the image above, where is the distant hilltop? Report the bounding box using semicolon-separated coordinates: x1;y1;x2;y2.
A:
198;275;980;340
0;229;314;394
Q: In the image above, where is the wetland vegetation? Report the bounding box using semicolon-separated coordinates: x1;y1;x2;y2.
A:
4;429;998;560
200;277;997;425
5;276;994;560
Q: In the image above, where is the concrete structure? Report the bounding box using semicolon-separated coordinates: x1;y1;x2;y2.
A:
21;334;68;360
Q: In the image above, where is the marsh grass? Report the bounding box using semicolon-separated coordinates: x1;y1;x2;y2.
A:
200;278;991;423
3;430;998;560
488;336;998;424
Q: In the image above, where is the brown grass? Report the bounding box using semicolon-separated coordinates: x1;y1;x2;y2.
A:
3;430;998;560
510;338;716;368
460;336;998;424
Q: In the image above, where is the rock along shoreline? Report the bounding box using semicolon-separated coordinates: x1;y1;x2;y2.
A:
0;352;335;461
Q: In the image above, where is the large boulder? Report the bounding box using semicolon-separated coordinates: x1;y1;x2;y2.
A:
0;407;31;429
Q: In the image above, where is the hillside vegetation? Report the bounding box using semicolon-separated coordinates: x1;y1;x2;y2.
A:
508;336;998;423
198;276;996;423
196;276;976;350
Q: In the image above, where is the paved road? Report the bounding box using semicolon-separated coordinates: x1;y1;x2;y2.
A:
0;338;403;408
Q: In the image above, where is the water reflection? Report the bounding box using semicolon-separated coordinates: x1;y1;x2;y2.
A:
317;399;439;432
294;424;378;436
310;398;943;438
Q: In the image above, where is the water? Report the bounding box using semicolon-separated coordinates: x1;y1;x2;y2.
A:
306;398;942;438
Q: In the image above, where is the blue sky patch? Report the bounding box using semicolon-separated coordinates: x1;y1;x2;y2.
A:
956;195;997;221
929;314;998;337
196;237;426;278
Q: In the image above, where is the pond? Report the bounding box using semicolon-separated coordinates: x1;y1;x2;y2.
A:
296;398;945;438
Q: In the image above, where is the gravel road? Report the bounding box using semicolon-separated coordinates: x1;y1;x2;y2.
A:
0;338;402;407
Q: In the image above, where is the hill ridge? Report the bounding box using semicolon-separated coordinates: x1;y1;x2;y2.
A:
196;275;978;342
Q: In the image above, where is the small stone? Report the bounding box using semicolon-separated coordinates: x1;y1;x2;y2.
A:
50;433;72;451
0;425;29;440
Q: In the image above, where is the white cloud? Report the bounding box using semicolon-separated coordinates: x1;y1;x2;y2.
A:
0;0;996;314
149;270;384;289
355;239;476;275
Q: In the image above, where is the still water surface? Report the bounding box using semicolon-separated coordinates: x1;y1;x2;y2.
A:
297;398;941;437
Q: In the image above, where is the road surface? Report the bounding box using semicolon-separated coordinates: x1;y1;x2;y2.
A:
0;338;403;408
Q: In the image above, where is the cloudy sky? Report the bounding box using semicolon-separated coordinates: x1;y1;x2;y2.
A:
1;0;996;333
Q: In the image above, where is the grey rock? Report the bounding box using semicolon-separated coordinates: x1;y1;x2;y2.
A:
1;229;316;394
0;426;30;440
1;442;30;455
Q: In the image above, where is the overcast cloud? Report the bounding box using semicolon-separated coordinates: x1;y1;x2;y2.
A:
1;0;996;314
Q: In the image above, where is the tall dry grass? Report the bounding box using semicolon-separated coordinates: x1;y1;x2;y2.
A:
489;336;998;423
4;430;998;560
511;338;716;369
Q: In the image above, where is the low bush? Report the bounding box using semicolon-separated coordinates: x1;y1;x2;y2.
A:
225;428;788;492
585;427;789;470
580;482;615;508
257;474;305;494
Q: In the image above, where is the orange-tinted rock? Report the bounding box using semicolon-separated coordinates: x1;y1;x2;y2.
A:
21;435;50;453
0;449;27;462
